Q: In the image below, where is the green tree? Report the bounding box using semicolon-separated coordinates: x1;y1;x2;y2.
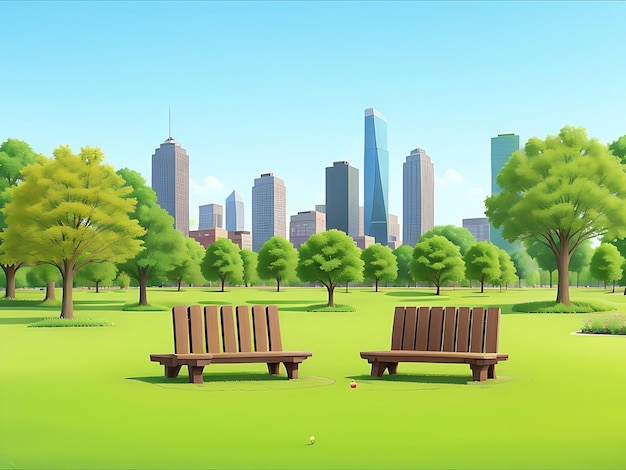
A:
525;239;558;288
296;229;364;307
167;238;205;291
589;243;624;293
257;236;298;292
361;243;398;292
116;272;131;289
419;225;477;256
486;126;626;305
569;239;593;288
75;262;118;293
491;248;517;290
240;249;259;287
608;134;626;161
464;241;500;293
201;238;244;292
1;146;144;318
510;249;537;288
0;138;38;298
392;244;414;287
26;264;61;301
410;235;465;295
115;168;186;306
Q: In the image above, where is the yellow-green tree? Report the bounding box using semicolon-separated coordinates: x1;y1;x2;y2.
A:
1;146;144;318
361;243;398;292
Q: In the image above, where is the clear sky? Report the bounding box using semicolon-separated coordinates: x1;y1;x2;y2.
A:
2;1;625;233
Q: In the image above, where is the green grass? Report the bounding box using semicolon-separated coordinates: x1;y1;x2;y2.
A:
28;317;114;328
306;303;355;312
512;299;614;313
1;286;625;469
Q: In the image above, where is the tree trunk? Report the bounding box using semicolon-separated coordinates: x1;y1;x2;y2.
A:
2;263;19;299
345;282;349;293
44;281;56;301
436;283;440;295
138;269;149;306
221;277;225;292
480;275;485;293
549;270;553;288
95;281;100;294
555;236;571;306
177;280;182;292
612;280;615;293
60;270;74;319
327;284;335;307
276;277;280;292
375;279;379;292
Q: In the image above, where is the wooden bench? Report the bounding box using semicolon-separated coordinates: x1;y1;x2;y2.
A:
150;304;312;384
360;306;509;382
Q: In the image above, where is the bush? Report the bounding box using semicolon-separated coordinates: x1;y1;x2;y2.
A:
28;318;114;328
512;300;612;314
580;314;626;335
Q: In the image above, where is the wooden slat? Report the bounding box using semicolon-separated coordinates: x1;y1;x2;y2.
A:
469;307;486;353
236;306;252;352
442;307;457;352
172;306;189;354
456;307;471;352
266;305;283;351
188;305;204;353
415;307;430;351
252;305;269;352
427;307;444;351
390;307;406;350
203;305;221;353
484;307;501;353
402;307;418;350
221;305;237;353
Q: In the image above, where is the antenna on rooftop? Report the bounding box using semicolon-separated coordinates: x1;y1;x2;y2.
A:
168;106;172;138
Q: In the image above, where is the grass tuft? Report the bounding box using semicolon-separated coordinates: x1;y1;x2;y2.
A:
512;300;612;313
580;314;626;335
122;303;168;311
28;317;114;328
306;303;355;312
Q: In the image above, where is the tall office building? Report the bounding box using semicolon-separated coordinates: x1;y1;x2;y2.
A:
490;134;520;251
364;108;389;245
289;210;325;249
388;213;401;249
151;136;190;237
225;190;244;231
403;148;434;247
325;161;359;237
463;217;490;243
198;203;223;230
251;173;286;252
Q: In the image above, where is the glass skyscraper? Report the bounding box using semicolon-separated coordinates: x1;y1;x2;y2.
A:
363;108;389;245
325;161;359;238
490;134;520;251
403;148;434;247
251;173;286;252
199;203;223;230
225;190;244;232
151;136;189;237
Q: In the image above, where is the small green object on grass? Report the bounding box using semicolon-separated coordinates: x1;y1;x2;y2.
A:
28;318;114;328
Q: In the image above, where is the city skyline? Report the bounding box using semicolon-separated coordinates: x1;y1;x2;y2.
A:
2;1;625;234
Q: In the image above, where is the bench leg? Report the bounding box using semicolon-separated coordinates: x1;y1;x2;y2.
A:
188;365;205;384
488;364;497;379
387;362;398;375
267;363;280;375
470;364;489;382
164;365;182;379
370;361;387;377
283;362;299;379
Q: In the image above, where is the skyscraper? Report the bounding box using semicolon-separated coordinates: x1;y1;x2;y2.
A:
363;108;389;245
325;161;359;238
463;217;490;242
198;203;223;230
289;210;325;249
490;134;520;250
225;190;244;231
151;136;189;237
251;173;286;252
403;148;434;247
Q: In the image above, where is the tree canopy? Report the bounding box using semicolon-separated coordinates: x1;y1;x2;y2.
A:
410;235;465;295
296;229;364;307
201;238;244;292
419;225;477;256
75;262;118;293
361;243;397;292
240;249;259;287
590;243;624;292
1;146;144;318
166;237;205;291
485;126;626;305
256;236;298;292
392;244;413;287
464;242;500;293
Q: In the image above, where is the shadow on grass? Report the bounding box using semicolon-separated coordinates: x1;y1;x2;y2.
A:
384;291;443;298
73;300;126;306
346;373;470;385
195;300;233;306
131;372;288;385
244;300;318;305
0;316;46;325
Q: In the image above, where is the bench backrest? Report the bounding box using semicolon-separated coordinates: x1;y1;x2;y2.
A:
390;306;501;353
171;305;283;354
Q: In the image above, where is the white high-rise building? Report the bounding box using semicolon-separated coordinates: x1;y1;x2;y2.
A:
251;173;286;252
403;148;434;247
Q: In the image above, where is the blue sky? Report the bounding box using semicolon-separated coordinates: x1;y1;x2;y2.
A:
2;1;625;233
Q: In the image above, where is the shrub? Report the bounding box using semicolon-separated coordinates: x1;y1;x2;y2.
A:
512;300;612;314
29;318;114;328
580;314;626;335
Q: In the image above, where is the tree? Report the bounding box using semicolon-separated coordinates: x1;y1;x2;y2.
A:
491;248;517;290
115;168;186;306
297;229;364;307
1;146;144;318
201;238;244;292
116;272;131;289
419;225;477;256
167;238;205;291
0;138;38;298
510;249;537;288
609;135;626;161
525;239;558;287
256;236;298;292
589;243;624;293
464;242;500;293
361;243;397;292
25;264;61;301
569;239;593;288
486;126;626;305
75;262;118;293
240;249;259;287
392;244;413;287
410;235;465;295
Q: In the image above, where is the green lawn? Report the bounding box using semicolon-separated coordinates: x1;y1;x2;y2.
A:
1;286;625;469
